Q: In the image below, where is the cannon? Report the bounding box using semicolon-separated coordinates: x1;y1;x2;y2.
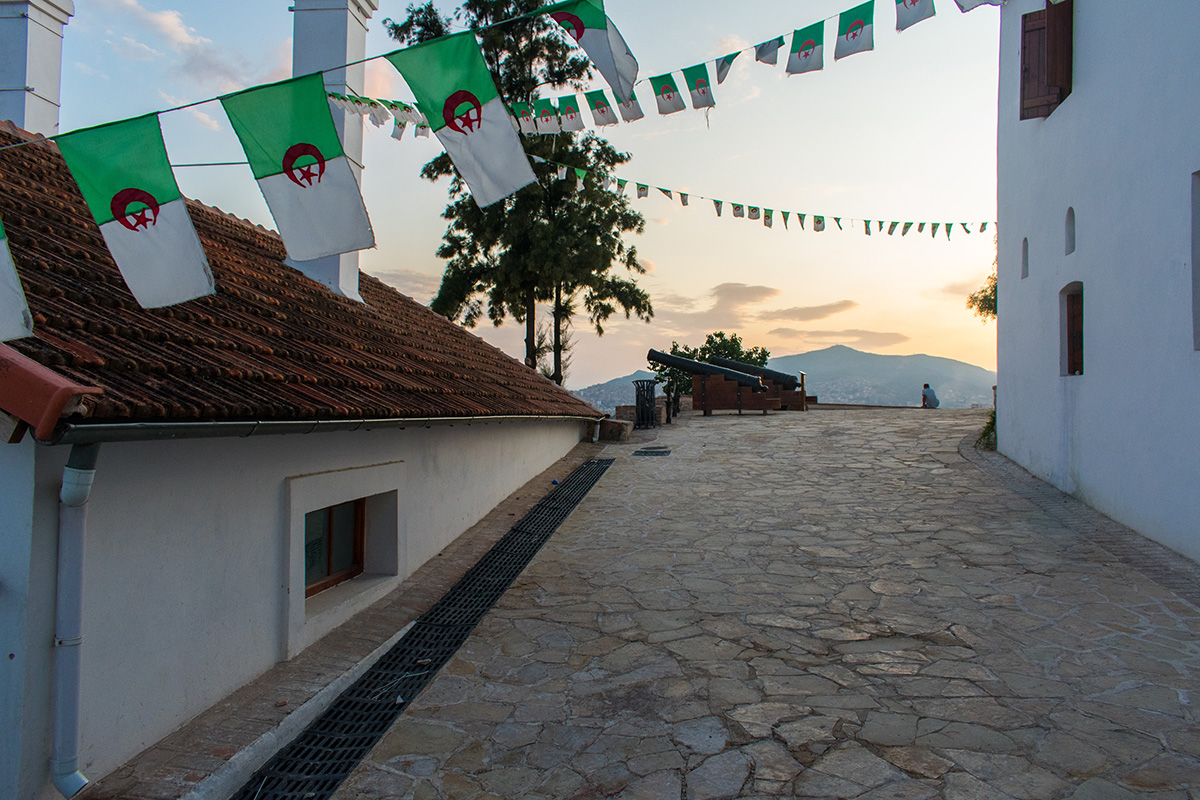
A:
706;357;801;390
646;349;765;390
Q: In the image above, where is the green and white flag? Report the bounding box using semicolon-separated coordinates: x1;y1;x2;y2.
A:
814;215;825;232
511;101;537;134
715;52;739;84
544;0;639;104
532;97;561;134
682;63;715;109
781;211;790;229
835;1;875;60
748;206;761;220
755;36;785;65
955;0;1000;10
651;73;686;115
636;183;648;198
558;94;585;131
763;209;773;228
0;215;33;341
56;113;214;308
386;32;536;208
733;204;745;218
787;21;825;75
713;199;723;216
617;88;645;122
221;75;374;261
585;89;619;126
896;0;935;31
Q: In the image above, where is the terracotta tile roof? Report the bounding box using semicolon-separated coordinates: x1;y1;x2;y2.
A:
0;123;600;440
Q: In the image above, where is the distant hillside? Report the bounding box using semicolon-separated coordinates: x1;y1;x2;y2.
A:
572;370;656;414
768;345;995;408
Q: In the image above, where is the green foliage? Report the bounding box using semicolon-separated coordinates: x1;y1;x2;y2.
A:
387;1;652;376
975;408;997;450
649;332;770;397
968;271;997;321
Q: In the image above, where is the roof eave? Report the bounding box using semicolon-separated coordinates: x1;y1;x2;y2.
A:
0;344;103;441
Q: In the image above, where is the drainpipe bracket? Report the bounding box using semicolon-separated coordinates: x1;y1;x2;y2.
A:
53;635;83;647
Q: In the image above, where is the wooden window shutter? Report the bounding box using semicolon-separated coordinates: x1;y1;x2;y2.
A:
1046;0;1073;95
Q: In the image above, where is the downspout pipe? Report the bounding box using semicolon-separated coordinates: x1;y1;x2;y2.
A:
51;442;100;798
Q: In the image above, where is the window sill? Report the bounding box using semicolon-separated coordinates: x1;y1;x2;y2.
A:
304;572;397;628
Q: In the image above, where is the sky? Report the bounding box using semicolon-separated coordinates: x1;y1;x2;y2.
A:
59;0;1001;389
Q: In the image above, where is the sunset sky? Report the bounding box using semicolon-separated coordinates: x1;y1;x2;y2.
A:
61;0;1001;388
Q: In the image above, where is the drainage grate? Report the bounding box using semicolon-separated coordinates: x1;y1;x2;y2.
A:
230;458;614;800
632;449;671;457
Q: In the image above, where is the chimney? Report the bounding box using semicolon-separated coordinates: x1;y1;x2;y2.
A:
0;0;74;135
289;0;379;303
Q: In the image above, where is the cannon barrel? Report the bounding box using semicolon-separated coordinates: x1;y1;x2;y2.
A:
707;357;802;390
647;349;765;390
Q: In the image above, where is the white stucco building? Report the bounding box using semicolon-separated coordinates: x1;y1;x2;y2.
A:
996;0;1200;561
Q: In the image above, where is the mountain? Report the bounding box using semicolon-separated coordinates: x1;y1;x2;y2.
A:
572;370;656;414
767;345;996;408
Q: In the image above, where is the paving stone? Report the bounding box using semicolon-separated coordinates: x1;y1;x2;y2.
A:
881;747;954;779
615;770;682;800
858;712;919;746
671;716;728;754
812;744;906;788
1063;778;1138;800
688;750;751;800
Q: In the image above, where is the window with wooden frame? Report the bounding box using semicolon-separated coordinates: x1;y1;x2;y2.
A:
1061;282;1084;376
1021;0;1073;120
304;499;365;596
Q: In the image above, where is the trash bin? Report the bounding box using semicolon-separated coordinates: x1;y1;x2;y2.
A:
633;379;657;430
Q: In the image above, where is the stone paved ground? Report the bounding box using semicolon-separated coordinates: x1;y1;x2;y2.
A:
334;410;1200;800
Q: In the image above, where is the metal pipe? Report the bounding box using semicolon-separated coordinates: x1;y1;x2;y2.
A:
48;414;604;446
51;443;100;798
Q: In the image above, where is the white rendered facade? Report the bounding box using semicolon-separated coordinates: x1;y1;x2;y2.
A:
1;419;587;800
996;1;1200;561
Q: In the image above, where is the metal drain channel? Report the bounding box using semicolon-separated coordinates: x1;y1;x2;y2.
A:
230;458;614;800
632;449;671;457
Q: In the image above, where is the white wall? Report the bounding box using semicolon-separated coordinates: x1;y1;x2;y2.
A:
12;418;585;799
997;1;1200;561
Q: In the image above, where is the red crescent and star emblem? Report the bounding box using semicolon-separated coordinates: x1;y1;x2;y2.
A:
800;39;817;59
443;90;483;135
110;188;160;232
595;100;609;116
847;19;865;40
696;79;708;96
551;11;585;41
282;143;326;188
661;85;674;101
904;0;921;7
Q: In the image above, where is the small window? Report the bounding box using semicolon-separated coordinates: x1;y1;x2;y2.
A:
1065;207;1076;255
1021;0;1073;120
1021;238;1030;278
304;499;365;596
1061;282;1083;376
1192;172;1200;350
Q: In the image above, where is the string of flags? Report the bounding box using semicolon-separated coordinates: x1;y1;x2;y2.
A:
0;0;1007;338
529;154;994;238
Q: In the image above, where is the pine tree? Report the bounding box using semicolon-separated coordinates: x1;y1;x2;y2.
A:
386;1;652;380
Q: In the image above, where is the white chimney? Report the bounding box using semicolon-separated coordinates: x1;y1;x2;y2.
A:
0;0;74;135
289;0;379;303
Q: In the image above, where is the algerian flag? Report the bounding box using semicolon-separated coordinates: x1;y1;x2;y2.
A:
682;63;715;109
755;36;785;65
617;179;627;194
559;94;585;131
617;88;645;122
896;0;935;31
586;89;619;126
0;215;33;340
713;200;723;216
680;193;689;206
386;31;536;208
834;217;843;230
733;204;745;218
221;75;375;262
511;101;537;134
532;98;561;134
715;52;739;84
544;0;639;104
787;22;825;75
763;209;773;228
835;1;875;60
814;215;825;231
575;167;587;191
781;211;790;229
931;223;940;237
658;188;673;200
651;73;686;115
863;220;872;235
888;221;899;235
798;214;806;229
636;183;648;198
748;206;761;220
56;113;214;308
955;0;1000;10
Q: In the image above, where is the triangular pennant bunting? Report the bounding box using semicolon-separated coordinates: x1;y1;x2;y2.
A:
781;211;790;229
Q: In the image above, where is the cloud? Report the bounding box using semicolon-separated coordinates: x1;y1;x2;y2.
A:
638;258;657;273
369;268;443;302
768;329;912;348
159;90;221;130
932;278;985;301
650;218;671;227
654;282;781;335
105;36;163;61
262;39;293;84
74;62;109;80
716;35;750;54
758;300;858;322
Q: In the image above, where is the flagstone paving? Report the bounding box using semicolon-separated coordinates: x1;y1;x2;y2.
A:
333;409;1200;800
